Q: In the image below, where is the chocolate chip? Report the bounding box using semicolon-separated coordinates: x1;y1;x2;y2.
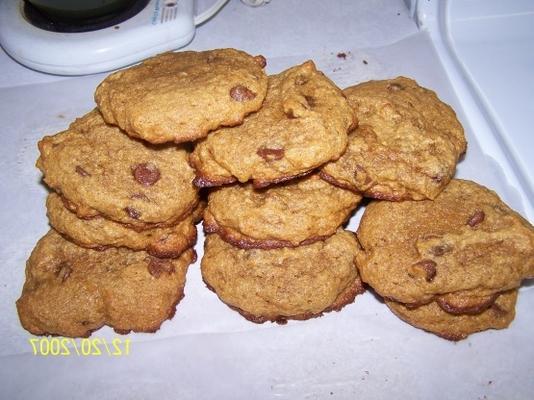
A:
387;83;403;91
257;147;284;161
254;55;267;68
230;85;256;102
75;166;90;177
410;259;437;282
55;262;72;282
430;244;453;256
467;210;485;227
125;207;141;219
132;162;160;186
147;257;174;278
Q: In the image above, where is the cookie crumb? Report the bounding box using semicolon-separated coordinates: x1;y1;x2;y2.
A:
337;52;347;60
363;60;368;65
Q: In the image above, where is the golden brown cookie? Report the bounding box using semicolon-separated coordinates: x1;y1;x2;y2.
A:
190;61;356;188
203;174;361;248
201;230;364;323
356;179;534;304
37;110;198;229
17;230;195;337
320;77;467;200
386;290;518;341
47;193;204;258
95;49;268;144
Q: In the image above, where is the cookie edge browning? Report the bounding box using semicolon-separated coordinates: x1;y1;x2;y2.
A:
395;291;502;316
47;193;203;259
192;173;237;189
435;292;500;316
320;170;420;201
204;275;365;324
145;199;205;258
203;208;331;249
251;170;314;189
191;165;314;190
385;290;517;341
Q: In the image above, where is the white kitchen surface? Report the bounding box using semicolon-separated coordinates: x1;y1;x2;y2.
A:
0;1;533;399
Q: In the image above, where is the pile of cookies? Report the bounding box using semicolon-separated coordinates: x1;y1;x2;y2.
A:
16;48;269;337
356;179;533;340
332;78;534;340
197;61;367;322
16;48;534;341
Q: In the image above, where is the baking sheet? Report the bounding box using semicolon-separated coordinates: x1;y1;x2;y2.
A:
0;31;533;399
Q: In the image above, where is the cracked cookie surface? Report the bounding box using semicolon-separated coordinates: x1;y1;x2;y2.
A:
17;230;195;337
95;49;268;144
386;290;517;341
321;77;466;200
47;193;204;258
37;110;198;229
356;179;534;304
201;230;364;322
204;174;361;248
190;61;356;188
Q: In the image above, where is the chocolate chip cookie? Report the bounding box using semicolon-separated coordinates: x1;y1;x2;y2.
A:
47;193;204;258
201;230;364;323
37;110;199;229
17;230;195;337
204;174;361;248
95;49;268;144
386;290;518;341
356;179;534;305
321;77;467;200
190;61;356;188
